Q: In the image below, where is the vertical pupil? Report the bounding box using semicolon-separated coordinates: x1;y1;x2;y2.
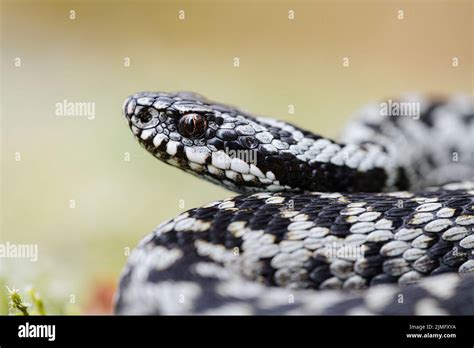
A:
186;117;195;134
179;114;206;138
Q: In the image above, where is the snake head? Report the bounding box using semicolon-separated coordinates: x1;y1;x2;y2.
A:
123;91;301;193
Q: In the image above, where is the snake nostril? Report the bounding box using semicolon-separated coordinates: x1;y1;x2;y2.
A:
130;107;160;129
137;109;153;123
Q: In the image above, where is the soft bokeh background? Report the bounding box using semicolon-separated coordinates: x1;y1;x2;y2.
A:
1;0;472;314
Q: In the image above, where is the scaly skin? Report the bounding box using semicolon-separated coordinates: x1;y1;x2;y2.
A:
115;92;474;314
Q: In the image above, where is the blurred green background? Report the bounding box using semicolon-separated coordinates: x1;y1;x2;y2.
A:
1;0;472;314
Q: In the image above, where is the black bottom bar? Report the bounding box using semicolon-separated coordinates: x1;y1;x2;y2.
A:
0;315;472;346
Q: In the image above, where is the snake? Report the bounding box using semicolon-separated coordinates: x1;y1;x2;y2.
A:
115;91;474;315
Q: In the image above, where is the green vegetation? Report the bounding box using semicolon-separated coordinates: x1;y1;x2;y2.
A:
6;286;48;315
6;286;31;315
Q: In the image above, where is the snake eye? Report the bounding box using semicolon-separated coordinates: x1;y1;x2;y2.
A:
178;113;207;138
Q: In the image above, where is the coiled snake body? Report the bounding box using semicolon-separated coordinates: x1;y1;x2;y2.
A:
116;92;474;315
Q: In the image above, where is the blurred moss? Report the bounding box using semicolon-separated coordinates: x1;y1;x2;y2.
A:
6;286;30;315
1;279;83;315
